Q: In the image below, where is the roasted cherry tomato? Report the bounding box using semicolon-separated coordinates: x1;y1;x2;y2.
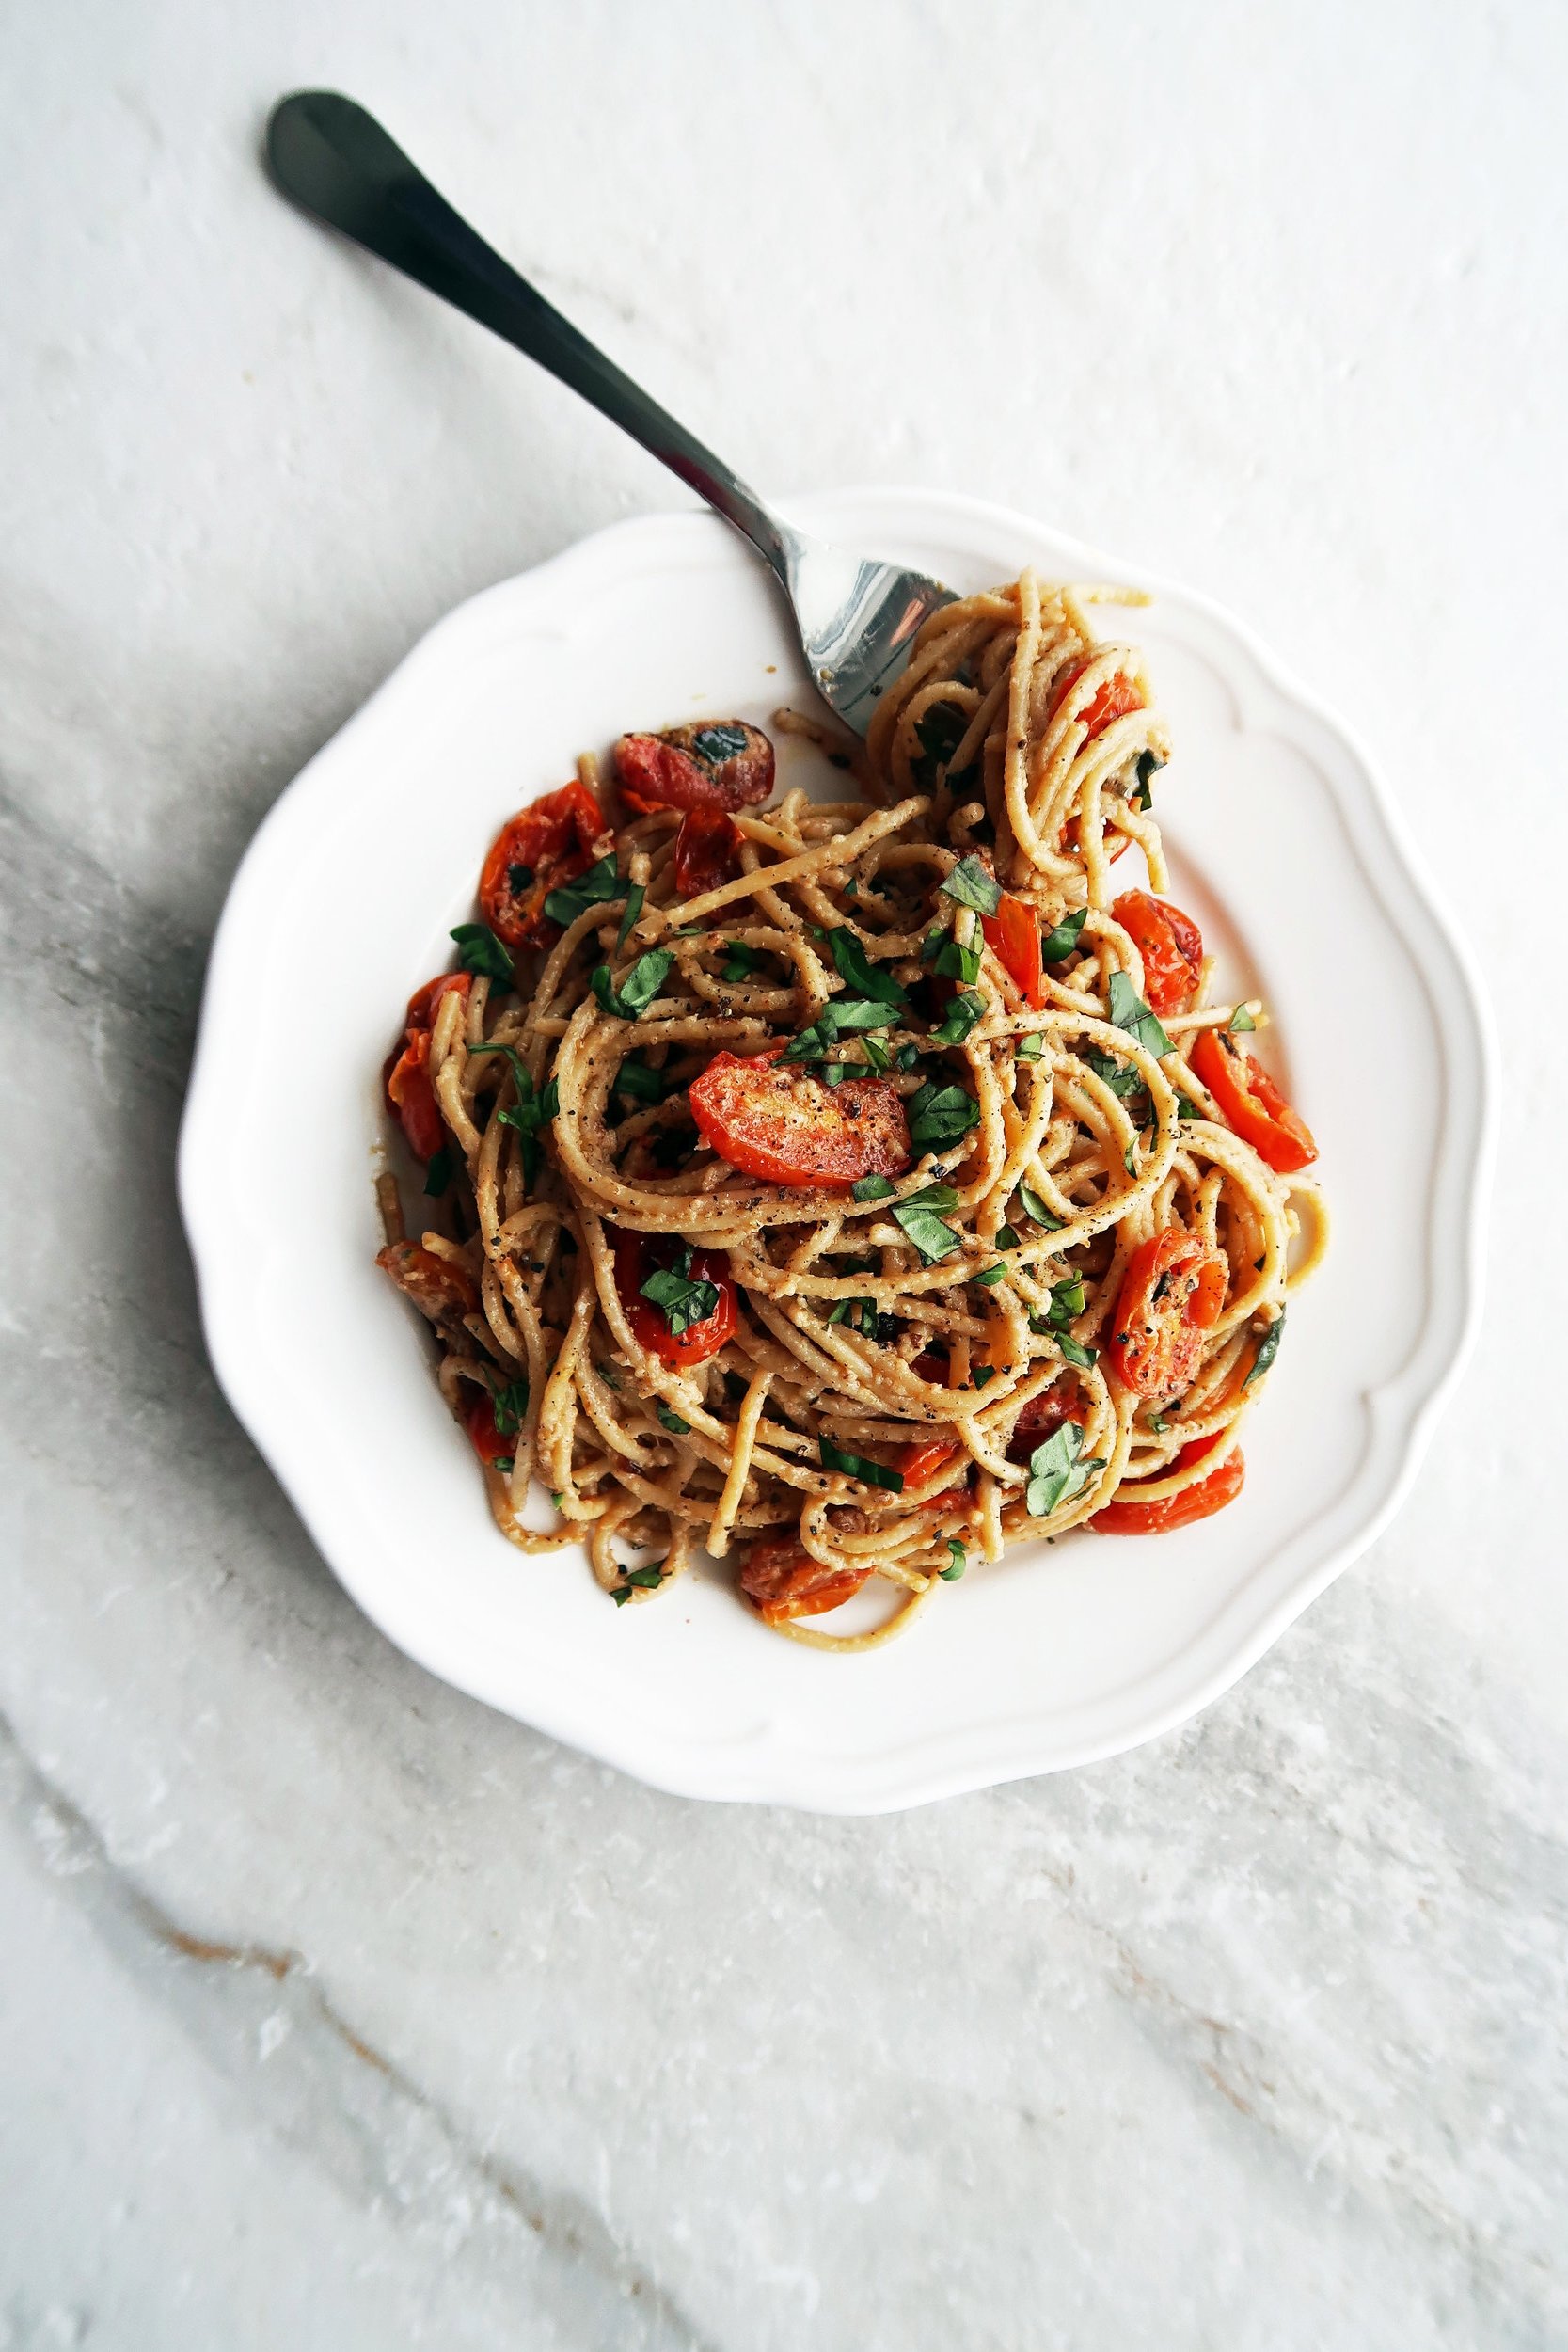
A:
1111;891;1204;1017
1191;1027;1318;1175
385;972;471;1161
1105;1229;1227;1399
1052;657;1146;740
895;1436;959;1486
375;1240;479;1327
738;1536;871;1625
673;804;744;897
615;721;775;815
464;1391;514;1470
1092;1436;1244;1534
479;780;605;950
689;1048;911;1189
981;891;1047;1009
1006;1377;1087;1463
611;1231;737;1369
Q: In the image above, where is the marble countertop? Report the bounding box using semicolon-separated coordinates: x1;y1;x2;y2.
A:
3;2;1564;2344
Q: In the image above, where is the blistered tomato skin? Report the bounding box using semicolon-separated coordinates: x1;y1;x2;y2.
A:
1106;1230;1227;1399
1092;1438;1245;1534
673;804;745;896
479;781;605;950
614;722;775;815
739;1537;871;1624
689;1049;911;1188
610;1231;738;1368
1111;891;1204;1018
1192;1027;1318;1174
375;1241;478;1327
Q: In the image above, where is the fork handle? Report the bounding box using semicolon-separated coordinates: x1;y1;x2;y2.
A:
265;91;792;577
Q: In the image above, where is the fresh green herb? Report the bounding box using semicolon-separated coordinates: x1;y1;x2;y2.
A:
908;1081;981;1151
830;927;908;1009
490;1378;530;1434
1085;1047;1143;1100
1056;1333;1098;1370
594;1363;620;1391
423;1145;456;1199
971;1365;997;1388
616;880;646;955
489;1455;515;1475
470;1045;556;1187
592;947;675;1020
610;1561;668;1605
783;995;897;1064
891;1184;963;1263
843;877;858;897
895;1043;920;1071
1108;969;1173;1057
932;936;983;986
1026;1421;1105;1518
614;1058;666;1105
720;938;760;982
690;723;750;765
640;1247;720;1338
1050;1276;1087;1320
819;1435;904;1492
820;1062;846;1086
940;1539;968;1581
1039;907;1088;962
859;1036;892;1074
941;854;1002;917
995;1225;1020;1251
852;1172;896;1203
550;1491;564;1508
507;862;534;894
1124;1140;1139;1178
1017;1183;1062;1230
973;1262;1007;1287
450;922;515;984
1149;1413;1171;1436
1016;1032;1046;1060
1244;1309;1285;1388
911;702;976;791
920;924;946;964
931;988;987;1046
544;852;621;930
1229;1005;1258;1034
1132;749;1164;812
1176;1092;1201;1120
656;1405;691;1435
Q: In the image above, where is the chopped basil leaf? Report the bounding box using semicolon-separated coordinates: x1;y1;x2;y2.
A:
1107;969;1173;1058
423;1145;456;1198
1025;1421;1103;1517
490;1455;515;1475
656;1405;691;1435
1050;1276;1087;1319
941;854;1002;916
940;1539;967;1581
1017;1184;1063;1230
595;1362;620;1391
1039;907;1087;962
971;1365;997;1388
1016;1032;1046;1061
544;852;621;930
860;1036;892;1074
820;1062;846;1086
1132;749;1164;813
891;1184;962;1263
690;723;750;765
995;1225;1020;1251
640;1255;721;1337
488;1380;529;1435
592;948;675;1020
507;862;534;893
1056;1333;1098;1370
911;702;976;790
933;936;983;985
827;997;899;1034
450;922;514;984
614;1058;666;1104
611;1561;668;1603
1085;1047;1143;1100
1149;1413;1170;1436
973;1263;1006;1286
819;1435;904;1492
1229;1005;1258;1033
895;1044;920;1071
1244;1308;1285;1388
830;927;908;1009
1124;1140;1139;1178
616;880;646;954
931;988;987;1046
1176;1092;1201;1120
908;1081;980;1151
720;938;760;982
852;1172;896;1203
920;924;946;964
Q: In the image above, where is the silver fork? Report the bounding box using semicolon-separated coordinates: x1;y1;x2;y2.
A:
265;90;955;737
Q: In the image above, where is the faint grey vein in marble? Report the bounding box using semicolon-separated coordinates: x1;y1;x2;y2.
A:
2;0;1566;2345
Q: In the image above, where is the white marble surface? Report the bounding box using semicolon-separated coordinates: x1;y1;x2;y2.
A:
2;1;1565;2344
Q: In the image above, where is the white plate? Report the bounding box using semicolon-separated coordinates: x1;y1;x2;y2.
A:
179;487;1492;1813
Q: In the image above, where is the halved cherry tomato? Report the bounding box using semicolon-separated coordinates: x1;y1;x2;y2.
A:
1105;1229;1227;1399
479;780;605;950
1111;891;1204;1018
611;1231;737;1369
1191;1027;1318;1175
464;1391;514;1470
980;891;1047;1009
895;1436;959;1486
739;1536;871;1625
1092;1437;1244;1534
375;1240;479;1327
689;1048;911;1189
673;804;744;897
384;972;472;1161
1052;657;1146;740
615;721;775;815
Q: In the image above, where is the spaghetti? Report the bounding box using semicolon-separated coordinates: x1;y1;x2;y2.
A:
374;574;1326;1647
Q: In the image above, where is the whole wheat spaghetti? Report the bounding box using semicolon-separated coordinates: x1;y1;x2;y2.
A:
374;575;1326;1647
